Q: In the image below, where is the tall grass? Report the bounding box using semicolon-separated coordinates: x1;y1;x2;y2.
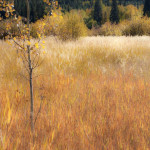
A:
44;36;150;76
1;36;150;149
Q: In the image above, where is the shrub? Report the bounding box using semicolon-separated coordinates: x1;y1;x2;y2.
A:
89;18;150;36
119;5;140;21
100;22;122;36
30;11;62;38
0;19;21;39
30;10;88;40
90;22;123;36
30;23;39;38
84;17;97;29
43;12;62;36
57;11;87;40
122;18;150;36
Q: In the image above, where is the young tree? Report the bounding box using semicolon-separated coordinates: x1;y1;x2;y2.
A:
0;0;58;135
25;0;34;133
93;0;103;26
110;0;119;24
143;0;150;17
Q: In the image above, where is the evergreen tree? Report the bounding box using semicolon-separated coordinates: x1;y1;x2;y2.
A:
143;0;150;17
93;0;103;26
103;11;107;23
136;0;139;8
14;0;45;22
110;0;119;24
107;0;110;6
123;0;126;6
118;0;122;5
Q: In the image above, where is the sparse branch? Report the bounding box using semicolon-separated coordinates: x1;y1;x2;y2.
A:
32;52;44;70
20;50;28;63
32;52;39;66
17;25;22;35
19;55;30;74
33;59;44;70
34;96;44;125
13;39;25;50
32;51;41;69
18;73;29;81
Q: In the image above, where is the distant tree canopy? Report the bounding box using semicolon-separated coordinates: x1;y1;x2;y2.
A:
93;0;103;25
3;0;145;10
0;10;6;19
14;0;45;22
143;0;150;17
11;0;145;19
110;0;119;24
0;0;16;19
1;0;145;23
59;0;144;10
59;0;82;10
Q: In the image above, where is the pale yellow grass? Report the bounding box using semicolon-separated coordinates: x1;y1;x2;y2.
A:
42;36;150;76
1;36;150;84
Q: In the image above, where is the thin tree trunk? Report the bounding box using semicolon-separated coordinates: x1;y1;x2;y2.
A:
26;0;34;133
29;56;34;132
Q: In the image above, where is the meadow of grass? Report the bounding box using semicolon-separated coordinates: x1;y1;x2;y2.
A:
1;36;150;149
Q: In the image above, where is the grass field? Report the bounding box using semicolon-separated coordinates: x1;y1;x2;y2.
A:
1;36;150;149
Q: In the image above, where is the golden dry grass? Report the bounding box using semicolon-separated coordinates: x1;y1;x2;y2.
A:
1;36;150;149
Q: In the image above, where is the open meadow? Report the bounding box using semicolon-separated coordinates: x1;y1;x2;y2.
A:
1;36;150;149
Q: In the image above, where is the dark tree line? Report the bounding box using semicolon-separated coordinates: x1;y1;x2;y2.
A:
14;0;45;22
93;0;149;26
93;0;103;25
110;0;119;24
59;0;143;9
143;0;150;17
0;0;147;24
4;0;145;10
93;0;119;25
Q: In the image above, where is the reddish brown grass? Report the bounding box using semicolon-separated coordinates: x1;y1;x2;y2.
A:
1;36;150;149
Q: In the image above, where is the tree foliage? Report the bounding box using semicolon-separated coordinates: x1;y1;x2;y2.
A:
58;11;87;40
143;0;150;17
14;0;46;22
110;0;119;24
93;0;103;26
